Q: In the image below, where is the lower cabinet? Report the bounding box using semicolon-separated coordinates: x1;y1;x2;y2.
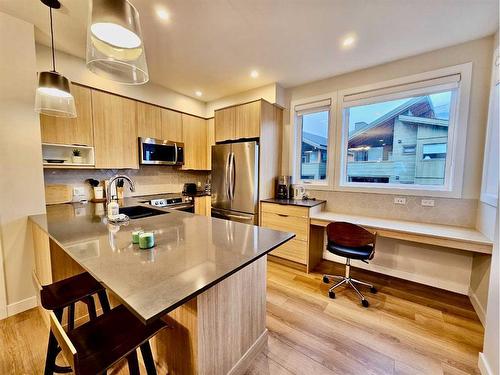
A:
260;202;310;266
194;196;212;216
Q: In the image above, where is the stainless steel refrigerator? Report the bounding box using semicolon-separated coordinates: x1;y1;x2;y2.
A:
211;141;259;225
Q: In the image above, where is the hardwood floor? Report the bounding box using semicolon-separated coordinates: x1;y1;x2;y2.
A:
0;260;483;374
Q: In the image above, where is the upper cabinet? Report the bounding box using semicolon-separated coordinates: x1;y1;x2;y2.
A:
92;90;139;169
214;100;265;142
137;102;162;139
161;108;183;142
40;84;93;146
182;114;209;170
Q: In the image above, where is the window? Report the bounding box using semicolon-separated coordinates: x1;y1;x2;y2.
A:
293;98;333;186
336;63;472;197
422;143;447;160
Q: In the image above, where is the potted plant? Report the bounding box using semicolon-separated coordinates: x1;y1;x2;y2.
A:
72;149;83;164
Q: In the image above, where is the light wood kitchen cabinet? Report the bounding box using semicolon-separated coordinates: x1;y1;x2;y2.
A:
215;99;272;142
40;84;93;146
182;114;209;170
92;90;139;169
194;195;212;216
207;118;215;168
235;101;261;139
214;106;236;142
137;102;162;139
161;108;183;142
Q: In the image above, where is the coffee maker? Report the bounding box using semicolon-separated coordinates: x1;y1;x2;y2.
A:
276;175;292;199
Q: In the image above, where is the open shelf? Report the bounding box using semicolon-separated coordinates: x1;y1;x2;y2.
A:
42;143;95;169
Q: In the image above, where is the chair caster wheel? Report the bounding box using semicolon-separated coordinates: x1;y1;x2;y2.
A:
362;299;369;308
370;287;377;294
322;276;329;284
328;291;335;299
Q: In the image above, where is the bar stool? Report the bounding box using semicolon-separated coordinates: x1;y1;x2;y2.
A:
41;272;111;374
322;221;378;307
49;304;167;375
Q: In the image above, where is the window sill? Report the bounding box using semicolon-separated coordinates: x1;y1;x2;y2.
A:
334;183;462;198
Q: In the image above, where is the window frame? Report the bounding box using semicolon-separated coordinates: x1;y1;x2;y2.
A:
333;63;472;198
291;93;336;190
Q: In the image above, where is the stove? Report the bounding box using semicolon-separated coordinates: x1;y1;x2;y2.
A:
137;194;194;213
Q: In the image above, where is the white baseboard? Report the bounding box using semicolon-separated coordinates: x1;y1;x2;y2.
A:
468;287;487;326
6;295;37;317
478;352;493;375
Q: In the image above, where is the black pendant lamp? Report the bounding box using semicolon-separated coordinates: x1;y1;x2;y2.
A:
35;0;76;118
86;0;149;85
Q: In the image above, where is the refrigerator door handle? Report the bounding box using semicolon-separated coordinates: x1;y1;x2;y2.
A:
230;152;236;201
225;153;231;200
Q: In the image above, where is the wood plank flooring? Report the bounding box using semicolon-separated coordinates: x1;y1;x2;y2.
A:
0;260;483;374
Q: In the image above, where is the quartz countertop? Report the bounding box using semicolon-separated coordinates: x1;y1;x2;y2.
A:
30;199;293;323
261;198;326;208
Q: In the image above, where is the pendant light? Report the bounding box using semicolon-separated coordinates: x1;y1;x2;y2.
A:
35;0;77;118
86;0;149;85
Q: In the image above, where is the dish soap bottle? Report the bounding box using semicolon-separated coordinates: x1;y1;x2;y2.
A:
107;199;119;220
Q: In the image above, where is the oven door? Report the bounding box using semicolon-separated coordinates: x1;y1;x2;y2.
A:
139;137;184;165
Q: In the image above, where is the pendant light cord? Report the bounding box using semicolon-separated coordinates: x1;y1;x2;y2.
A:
49;7;56;72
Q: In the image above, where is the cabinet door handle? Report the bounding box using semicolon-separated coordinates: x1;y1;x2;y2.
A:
277;213;289;217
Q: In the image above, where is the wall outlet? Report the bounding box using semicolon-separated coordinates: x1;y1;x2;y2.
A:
421;199;435;207
394;197;406;205
73;186;85;196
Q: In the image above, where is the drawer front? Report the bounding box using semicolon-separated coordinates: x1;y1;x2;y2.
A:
261;202;309;218
271;239;307;264
261;212;309;241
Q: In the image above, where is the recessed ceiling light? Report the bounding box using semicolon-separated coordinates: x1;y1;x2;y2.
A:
342;35;356;49
156;8;170;21
250;70;259;78
195;91;203;97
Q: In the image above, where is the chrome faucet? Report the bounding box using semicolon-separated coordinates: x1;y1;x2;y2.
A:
107;175;135;204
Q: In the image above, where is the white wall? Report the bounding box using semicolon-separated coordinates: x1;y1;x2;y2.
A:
36;44;207;118
0;12;46;317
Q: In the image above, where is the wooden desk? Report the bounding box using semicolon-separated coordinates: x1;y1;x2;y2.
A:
309;212;493;275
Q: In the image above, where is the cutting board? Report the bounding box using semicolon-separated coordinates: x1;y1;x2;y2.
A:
45;184;73;205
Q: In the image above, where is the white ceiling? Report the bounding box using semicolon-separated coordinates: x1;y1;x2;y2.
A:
0;0;498;101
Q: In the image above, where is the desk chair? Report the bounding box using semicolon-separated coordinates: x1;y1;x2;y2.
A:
322;222;377;307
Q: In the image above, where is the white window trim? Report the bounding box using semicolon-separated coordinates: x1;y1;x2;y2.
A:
480;48;499;207
290;92;337;190
333;63;472;198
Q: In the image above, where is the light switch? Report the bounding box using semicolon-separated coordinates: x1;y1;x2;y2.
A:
421;199;435;207
73;186;85;196
394;197;406;205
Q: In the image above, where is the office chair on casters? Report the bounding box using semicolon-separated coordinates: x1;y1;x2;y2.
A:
322;221;377;308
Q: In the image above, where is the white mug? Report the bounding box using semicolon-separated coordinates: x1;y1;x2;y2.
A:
293;185;306;199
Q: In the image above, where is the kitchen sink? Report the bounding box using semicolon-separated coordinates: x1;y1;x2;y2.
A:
119;205;169;220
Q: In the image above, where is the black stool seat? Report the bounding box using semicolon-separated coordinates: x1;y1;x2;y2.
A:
67;305;167;375
327;242;374;260
41;272;105;310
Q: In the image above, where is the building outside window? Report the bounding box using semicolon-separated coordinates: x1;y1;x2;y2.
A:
343;91;453;186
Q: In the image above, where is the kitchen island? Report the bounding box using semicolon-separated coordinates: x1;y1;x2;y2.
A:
29;200;294;374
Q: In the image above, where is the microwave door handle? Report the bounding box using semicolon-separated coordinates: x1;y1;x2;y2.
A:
174;143;178;164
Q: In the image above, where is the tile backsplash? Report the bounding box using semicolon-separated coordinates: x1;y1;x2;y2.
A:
307;190;477;228
44;166;210;201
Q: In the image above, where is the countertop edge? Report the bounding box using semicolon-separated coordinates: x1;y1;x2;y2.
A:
260;198;326;208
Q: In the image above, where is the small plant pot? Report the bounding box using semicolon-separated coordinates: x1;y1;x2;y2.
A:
93;186;104;200
72;155;83;164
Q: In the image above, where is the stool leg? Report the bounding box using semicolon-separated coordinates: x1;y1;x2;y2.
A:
126;351;140;375
86;295;97;320
44;309;72;375
97;289;111;313
140;342;157;375
67;303;75;331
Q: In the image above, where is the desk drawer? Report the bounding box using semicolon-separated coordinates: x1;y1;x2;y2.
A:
261;202;309;218
271;239;307;264
261;212;308;241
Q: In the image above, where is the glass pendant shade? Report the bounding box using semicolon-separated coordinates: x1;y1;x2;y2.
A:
35;71;77;118
87;0;149;84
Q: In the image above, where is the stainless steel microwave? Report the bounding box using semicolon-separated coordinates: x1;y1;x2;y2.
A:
139;137;184;165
